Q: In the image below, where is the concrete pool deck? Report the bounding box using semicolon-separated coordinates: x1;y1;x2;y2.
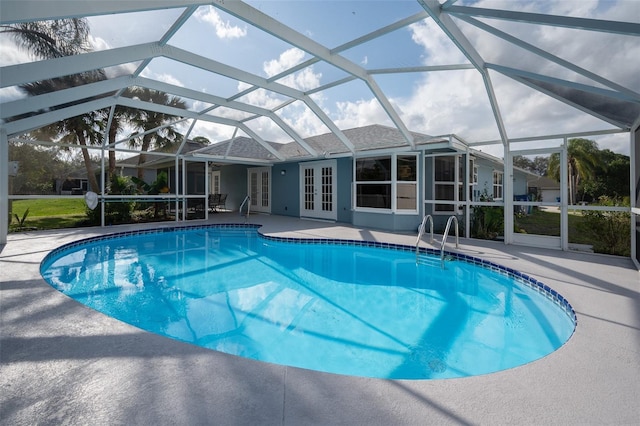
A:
1;214;639;425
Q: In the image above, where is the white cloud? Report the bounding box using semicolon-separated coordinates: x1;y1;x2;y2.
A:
593;133;630;156
408;18;467;66
88;34;110;52
263;48;322;91
0;86;25;103
195;7;247;39
334;98;392;130
0;35;33;66
180;120;237;143
236;82;284;110
278;101;329;139
264;48;305;77
156;73;185;88
360;0;639;146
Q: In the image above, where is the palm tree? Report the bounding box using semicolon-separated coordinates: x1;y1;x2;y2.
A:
2;19;107;193
1;19;91;58
106;101;138;176
126;87;187;181
548;138;602;204
19;70;108;193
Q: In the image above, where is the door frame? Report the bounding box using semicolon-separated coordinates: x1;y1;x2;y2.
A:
507;146;564;249
247;166;271;214
299;159;337;221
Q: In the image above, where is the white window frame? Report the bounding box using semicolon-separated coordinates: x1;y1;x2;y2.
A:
493;170;504;201
210;170;221;194
431;154;465;215
470;159;478;201
353;153;418;214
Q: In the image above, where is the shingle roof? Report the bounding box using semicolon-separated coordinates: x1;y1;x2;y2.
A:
118;140;208;168
189;124;443;162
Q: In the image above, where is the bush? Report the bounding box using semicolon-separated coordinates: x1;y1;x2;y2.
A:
85;174;136;225
470;191;504;240
578;196;630;256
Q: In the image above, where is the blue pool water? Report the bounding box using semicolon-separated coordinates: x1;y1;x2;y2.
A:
40;225;576;379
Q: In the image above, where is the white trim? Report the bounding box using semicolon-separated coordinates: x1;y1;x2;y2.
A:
247;166;271;214
353;153;419;214
299;159;337;221
492;170;504;201
512;233;562;249
429;153;466;216
210;170;221;195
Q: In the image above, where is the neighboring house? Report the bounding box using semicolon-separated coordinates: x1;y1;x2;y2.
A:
58;165;101;194
527;175;561;203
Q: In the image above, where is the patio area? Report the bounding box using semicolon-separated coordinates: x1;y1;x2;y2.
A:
1;213;639;425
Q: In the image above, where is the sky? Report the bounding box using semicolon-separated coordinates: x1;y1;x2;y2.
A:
1;0;638;157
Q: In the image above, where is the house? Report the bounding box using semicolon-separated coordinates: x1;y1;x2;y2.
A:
118;124;531;233
527;175;561;203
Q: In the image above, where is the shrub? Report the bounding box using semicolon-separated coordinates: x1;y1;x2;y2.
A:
471;192;504;240
85;174;136;225
578;196;630;256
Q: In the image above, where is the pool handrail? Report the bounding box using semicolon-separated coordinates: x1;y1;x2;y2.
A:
239;195;251;219
440;215;459;268
415;214;434;264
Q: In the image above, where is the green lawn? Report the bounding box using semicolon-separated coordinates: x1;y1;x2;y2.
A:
11;198;86;216
10;198;88;231
515;208;607;246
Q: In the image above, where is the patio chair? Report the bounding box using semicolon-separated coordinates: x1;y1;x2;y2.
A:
216;194;227;211
209;193;227;212
208;193;221;212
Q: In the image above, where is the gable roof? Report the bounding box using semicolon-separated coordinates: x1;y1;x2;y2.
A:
189;124;445;163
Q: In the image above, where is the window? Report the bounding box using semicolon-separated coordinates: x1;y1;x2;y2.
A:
469;160;478;200
211;170;221;194
472;164;478;185
356;156;391;208
396;155;417;210
493;170;503;200
355;154;417;211
433;155;464;213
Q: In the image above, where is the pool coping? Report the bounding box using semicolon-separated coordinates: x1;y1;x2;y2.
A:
2;215;639;425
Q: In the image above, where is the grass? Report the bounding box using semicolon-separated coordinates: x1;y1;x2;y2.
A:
9;198;88;231
514;208;605;246
11;198;86;216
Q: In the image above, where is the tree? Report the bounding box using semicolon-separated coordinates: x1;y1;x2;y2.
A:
8;141;71;194
2;18;106;193
192;136;210;145
513;155;534;172
532;156;549;176
513;155;549;176
1;19;91;58
548;138;602;204
23;77;107;193
580;149;630;201
126;87;187;181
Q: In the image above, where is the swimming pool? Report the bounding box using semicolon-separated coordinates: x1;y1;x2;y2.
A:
40;224;576;379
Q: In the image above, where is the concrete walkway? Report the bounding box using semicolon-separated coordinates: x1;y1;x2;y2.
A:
1;214;639;425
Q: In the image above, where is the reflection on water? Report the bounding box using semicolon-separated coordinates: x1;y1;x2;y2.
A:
41;228;575;379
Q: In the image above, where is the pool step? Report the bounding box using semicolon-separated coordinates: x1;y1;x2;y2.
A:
415;254;442;268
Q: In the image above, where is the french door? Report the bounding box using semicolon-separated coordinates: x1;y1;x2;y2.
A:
299;160;337;221
248;167;271;213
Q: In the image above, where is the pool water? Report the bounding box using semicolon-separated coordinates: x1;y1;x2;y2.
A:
40;225;576;379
